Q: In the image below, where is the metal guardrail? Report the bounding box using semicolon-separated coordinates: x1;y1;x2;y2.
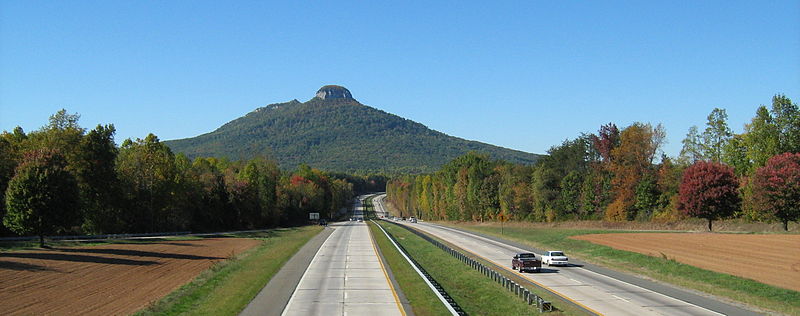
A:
384;220;554;313
372;220;465;315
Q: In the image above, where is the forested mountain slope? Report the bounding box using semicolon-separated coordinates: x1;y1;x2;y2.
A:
165;86;541;173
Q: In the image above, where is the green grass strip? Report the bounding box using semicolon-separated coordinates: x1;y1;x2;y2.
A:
134;226;323;316
458;224;799;316
369;221;452;316
375;221;568;316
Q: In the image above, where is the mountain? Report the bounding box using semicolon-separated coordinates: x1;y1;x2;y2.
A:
165;85;542;173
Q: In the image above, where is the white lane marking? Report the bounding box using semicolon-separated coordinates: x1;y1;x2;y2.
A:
421;222;726;316
280;226;337;316
372;220;459;316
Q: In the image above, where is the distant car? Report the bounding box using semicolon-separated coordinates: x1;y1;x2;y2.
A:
542;251;569;266
357;218;363;222
319;219;327;226
409;217;417;223
512;252;542;273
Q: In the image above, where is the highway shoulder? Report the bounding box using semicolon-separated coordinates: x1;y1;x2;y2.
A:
239;226;335;316
428;223;761;316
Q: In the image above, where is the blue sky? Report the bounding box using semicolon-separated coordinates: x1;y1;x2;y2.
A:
2;1;798;157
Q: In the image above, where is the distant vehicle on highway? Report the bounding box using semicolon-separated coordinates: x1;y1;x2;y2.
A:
542;251;569;266
512;252;541;273
409;217;417;223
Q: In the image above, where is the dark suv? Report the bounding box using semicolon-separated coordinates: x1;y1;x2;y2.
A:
512;252;542;273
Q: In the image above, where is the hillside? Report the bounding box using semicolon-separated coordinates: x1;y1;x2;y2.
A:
165;86;541;173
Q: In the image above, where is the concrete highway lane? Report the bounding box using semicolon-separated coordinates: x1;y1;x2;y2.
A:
374;196;746;316
281;200;404;316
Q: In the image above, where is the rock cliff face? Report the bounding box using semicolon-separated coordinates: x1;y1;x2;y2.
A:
316;85;353;100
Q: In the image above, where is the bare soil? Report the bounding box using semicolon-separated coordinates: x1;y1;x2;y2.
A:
572;233;800;291
0;238;260;316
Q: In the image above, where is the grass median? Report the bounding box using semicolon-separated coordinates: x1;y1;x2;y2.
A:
373;220;568;315
453;223;799;316
369;221;451;316
134;225;323;316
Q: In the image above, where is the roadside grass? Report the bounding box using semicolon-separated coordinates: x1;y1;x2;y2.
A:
369;221;451;316
374;220;569;316
134;225;323;316
364;195;450;316
453;223;800;316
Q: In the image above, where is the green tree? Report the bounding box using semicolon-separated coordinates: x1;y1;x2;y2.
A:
77;124;122;233
35;109;85;172
771;94;799;153
4;149;80;247
679;126;703;164
239;157;280;227
722;134;751;177
702;108;732;163
559;171;582;217
744;106;780;169
634;174;659;220
0;132;23;236
116;134;184;232
530;166;559;221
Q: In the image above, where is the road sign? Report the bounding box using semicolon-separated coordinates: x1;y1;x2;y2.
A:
309;213;320;220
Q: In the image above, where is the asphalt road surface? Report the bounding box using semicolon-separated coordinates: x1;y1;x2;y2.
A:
375;195;757;316
279;196;405;316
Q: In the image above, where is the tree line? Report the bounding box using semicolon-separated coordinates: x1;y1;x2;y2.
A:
387;94;799;231
0;110;378;245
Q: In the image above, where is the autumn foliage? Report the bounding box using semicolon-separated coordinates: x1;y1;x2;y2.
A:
679;161;740;231
752;153;800;230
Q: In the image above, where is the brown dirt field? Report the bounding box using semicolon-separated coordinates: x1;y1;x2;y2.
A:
572;233;800;291
0;238;260;316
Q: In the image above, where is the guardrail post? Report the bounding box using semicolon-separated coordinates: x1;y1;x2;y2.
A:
542;300;552;312
383;220;557;313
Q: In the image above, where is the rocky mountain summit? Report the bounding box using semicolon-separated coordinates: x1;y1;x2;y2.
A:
315;85;353;100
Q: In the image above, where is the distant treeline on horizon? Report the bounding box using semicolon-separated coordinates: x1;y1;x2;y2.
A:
0;110;386;240
388;94;799;231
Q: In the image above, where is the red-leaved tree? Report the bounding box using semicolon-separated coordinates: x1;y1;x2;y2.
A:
752;153;800;231
679;161;740;231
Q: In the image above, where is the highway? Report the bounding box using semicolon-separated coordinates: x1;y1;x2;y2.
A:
279;195;405;316
373;194;756;316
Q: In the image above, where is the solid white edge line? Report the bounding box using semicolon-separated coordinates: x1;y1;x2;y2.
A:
372;219;460;316
280;224;338;316
424;222;726;316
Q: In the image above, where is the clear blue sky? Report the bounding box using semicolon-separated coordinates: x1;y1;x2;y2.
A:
2;1;798;157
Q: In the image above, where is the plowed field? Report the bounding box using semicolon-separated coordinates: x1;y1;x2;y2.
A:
572;233;800;291
0;238;260;315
